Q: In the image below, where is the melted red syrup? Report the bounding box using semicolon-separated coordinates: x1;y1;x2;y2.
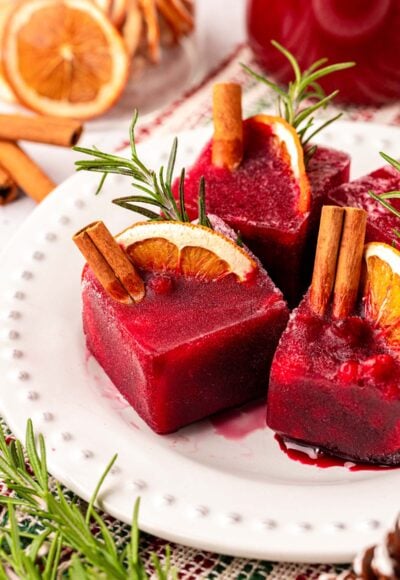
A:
275;435;398;472
210;401;267;441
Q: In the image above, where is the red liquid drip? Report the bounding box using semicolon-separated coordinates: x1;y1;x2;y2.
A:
275;435;398;471
210;400;267;440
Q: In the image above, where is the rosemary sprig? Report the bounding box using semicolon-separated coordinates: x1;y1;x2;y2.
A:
369;152;400;236
0;419;176;579
242;40;355;151
74;110;211;228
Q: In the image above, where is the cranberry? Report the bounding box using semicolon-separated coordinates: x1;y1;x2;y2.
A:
148;274;173;295
337;360;360;384
359;354;395;382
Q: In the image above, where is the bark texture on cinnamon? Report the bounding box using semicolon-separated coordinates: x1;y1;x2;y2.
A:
0;141;55;203
332;208;367;319
212;83;243;171
310;206;367;318
310;206;345;316
0;115;83;147
73;221;145;304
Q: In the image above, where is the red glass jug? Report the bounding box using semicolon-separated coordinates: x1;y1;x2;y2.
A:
247;0;400;105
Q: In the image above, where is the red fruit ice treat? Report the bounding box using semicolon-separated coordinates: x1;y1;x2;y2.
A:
177;83;349;304
268;205;400;465
327;156;400;247
76;217;289;434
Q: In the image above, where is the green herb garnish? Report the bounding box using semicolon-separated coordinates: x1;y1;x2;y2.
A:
369;152;400;236
242;40;355;161
0;419;176;579
74;110;211;228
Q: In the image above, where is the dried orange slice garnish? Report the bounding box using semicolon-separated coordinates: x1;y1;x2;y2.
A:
0;0;16;103
116;221;258;282
363;242;400;349
2;0;129;119
251;114;311;214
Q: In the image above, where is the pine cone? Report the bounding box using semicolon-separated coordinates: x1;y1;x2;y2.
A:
323;516;400;579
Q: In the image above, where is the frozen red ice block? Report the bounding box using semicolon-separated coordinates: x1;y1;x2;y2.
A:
327;164;400;247
178;118;350;303
82;221;289;434
267;295;400;465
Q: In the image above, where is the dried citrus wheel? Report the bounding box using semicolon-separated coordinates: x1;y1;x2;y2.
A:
116;221;258;282
363;242;400;349
0;0;16;103
2;0;129;119
252;114;311;214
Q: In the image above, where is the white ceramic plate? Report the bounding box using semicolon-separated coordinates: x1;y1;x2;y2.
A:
1;122;400;564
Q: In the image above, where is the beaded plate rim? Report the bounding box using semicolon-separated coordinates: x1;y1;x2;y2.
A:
1;122;400;564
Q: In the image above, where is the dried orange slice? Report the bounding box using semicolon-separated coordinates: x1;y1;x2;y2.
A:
0;0;16;103
363;242;400;349
116;221;258;282
251;114;311;214
2;0;129;119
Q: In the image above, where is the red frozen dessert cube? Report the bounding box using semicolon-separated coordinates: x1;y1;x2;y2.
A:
267;295;400;465
81;218;289;434
178;118;350;303
327;164;400;246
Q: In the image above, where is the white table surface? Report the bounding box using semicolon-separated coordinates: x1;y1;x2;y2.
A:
0;0;246;248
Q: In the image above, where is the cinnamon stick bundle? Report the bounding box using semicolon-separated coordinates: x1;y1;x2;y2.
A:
0;141;55;203
73;221;145;304
0;115;83;147
310;206;367;318
212;83;243;171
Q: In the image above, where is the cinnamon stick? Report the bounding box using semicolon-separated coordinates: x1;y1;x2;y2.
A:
332;207;367;319
122;0;143;57
310;206;345;316
156;0;194;38
73;221;145;304
0;141;55;203
0;165;18;206
139;0;160;63
212;83;243;171
0;115;83;147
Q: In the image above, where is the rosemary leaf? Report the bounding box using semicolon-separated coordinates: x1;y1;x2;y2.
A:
380;152;400;172
242;40;355;160
369;190;400;220
112;200;162;221
302;113;343;146
73;111;212;229
368;152;400;234
380;191;400;200
85;454;117;524
0;419;177;579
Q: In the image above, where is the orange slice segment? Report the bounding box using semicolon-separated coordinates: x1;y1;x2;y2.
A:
363;242;400;349
251;114;311;214
116;221;258;282
2;0;129;119
0;0;16;103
